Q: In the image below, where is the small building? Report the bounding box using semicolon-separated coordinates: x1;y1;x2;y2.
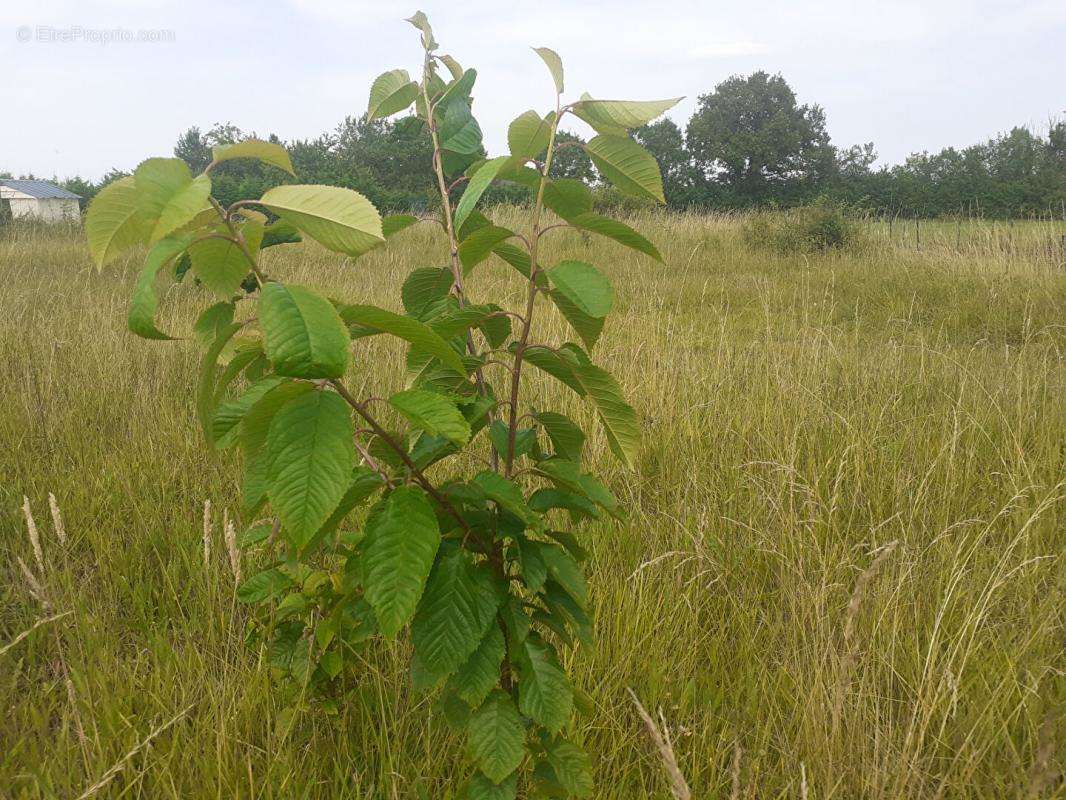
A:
0;180;81;222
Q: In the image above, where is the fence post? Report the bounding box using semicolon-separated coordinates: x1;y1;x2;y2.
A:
914;217;920;250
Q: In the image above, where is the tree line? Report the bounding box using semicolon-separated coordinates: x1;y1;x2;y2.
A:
6;71;1064;220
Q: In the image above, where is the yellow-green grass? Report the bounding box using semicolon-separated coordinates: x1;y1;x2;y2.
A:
1;211;1063;799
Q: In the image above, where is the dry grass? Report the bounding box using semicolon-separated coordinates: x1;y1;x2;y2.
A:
1;210;1063;798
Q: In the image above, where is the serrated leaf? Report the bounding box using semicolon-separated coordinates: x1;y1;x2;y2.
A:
258;184;384;257
473;470;534;524
212;375;285;449
449;623;505;708
134;157;193;222
368;69;419;120
128;235;194;340
572;97;682;134
406;10;437;50
362;486;441;637
539;543;588;606
488;421;536;463
467;689;525;783
85;177;151;266
151;174;212;243
466;771;517;800
521;346;585;396
383;214;419;237
266;390;355;547
237;567;293;604
543;179;592;221
261;220;302;248
567;212;661;261
197;321;243;443
337;303;466;374
439;99;483;157
260;282;351;379
458;225;515;273
518;537;549;591
547;260;614;350
532;411;585;463
210;139;295;175
545;738;593;797
518;636;573;733
411;548;499;685
533;47;564;94
241;380;314;514
585;134;665;203
508;111;552;160
402;267;454;316
560;346;640;469
390;389;471;446
188;220;263;297
454;156;512;231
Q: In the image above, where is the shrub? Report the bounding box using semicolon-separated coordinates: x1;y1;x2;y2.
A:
743;200;858;254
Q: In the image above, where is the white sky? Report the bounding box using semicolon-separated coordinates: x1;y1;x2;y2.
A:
2;0;1064;181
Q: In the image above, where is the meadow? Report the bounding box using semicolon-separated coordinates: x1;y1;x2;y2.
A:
1;211;1063;798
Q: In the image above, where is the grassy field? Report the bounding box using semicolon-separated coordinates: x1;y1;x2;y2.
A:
1;211;1063;799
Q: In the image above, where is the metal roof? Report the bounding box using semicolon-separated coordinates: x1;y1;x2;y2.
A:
0;179;81;199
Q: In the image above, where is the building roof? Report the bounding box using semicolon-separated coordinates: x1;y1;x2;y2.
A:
0;180;81;199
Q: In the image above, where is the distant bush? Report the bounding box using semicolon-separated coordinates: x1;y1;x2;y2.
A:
743;201;859;254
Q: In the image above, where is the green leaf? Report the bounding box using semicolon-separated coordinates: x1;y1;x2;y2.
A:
508;111;552;160
362;486;441;638
212;375;285;449
518;636;573;733
337;304;466;374
454;156;512;231
458;225;515;273
567;212;661;261
438;68;478;108
539;544;588;606
258;185;384;258
440;54;464;80
467;689;525;784
133;158;194;222
237;568;293;604
241;381;314;514
528;489;599;520
187;220;263;297
368;69;419;120
390;389;471;446
382;214;420;237
85;177;151;266
466;771;517;800
518;537;549;591
488;421;536;462
209;139;295;175
449;623;505;708
128;235;194;340
472;470;534;524
547;260;614;350
411;548;499;685
406;10;438;50
150;174;211;243
584;135;665;203
197;321;243;443
543;179;592;221
266;390;355;547
491;242;532;277
193;301;235;345
260;282;351;379
439;100;484;157
312;466;385;544
261;220;302;248
545;738;593;797
561;346;640;469
572;97;682;134
521;346;585;396
532;47;564;94
401;267;454;317
533;412;585;463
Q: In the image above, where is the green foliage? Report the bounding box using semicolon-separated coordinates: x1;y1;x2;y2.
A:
742;200;859;254
93;12;668;795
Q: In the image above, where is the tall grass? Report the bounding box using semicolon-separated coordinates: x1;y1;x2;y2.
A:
1;212;1063;798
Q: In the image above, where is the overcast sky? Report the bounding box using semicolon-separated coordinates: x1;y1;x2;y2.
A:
2;0;1063;181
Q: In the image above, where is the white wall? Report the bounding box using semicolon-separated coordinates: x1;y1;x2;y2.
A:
8;197;80;223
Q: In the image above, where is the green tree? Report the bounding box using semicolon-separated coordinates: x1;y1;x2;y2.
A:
634;118;696;206
686;71;835;206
